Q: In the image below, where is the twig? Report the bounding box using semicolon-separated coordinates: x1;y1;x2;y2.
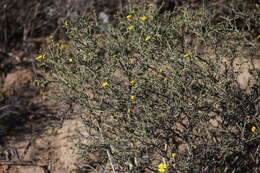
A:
0;161;40;166
97;122;116;173
20;141;32;160
106;149;116;173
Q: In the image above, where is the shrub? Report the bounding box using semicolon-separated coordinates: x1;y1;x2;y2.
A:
40;1;259;172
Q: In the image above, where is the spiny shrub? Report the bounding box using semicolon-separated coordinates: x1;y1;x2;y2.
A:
39;2;259;172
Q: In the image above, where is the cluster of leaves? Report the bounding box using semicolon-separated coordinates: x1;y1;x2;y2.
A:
41;1;259;172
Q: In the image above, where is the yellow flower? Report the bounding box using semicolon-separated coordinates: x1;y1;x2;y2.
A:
35;54;46;60
101;82;109;88
159;68;165;73
251;126;257;132
140;15;148;21
68;58;74;62
145;36;152;41
112;114;120;119
130;80;136;85
127;15;133;19
130;95;136;100
39;90;47;97
59;44;69;50
127;25;134;31
64;20;69;26
158;163;167;173
171;153;177;158
96;34;103;38
257;35;260;39
48;35;53;41
127;109;133;113
183;53;190;57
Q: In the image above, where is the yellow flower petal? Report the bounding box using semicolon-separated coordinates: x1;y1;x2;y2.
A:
140;15;148;21
39;90;47;96
127;109;133;113
127;25;134;31
64;20;69;26
48;35;53;40
130;80;136;85
68;58;74;62
183;53;190;57
145;36;151;41
35;54;46;60
158;163;167;173
96;34;103;38
101;82;109;88
59;44;69;50
127;15;132;19
130;95;136;100
251;126;257;132
171;153;177;157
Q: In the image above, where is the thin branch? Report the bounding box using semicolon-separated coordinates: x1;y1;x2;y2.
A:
106;149;116;173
